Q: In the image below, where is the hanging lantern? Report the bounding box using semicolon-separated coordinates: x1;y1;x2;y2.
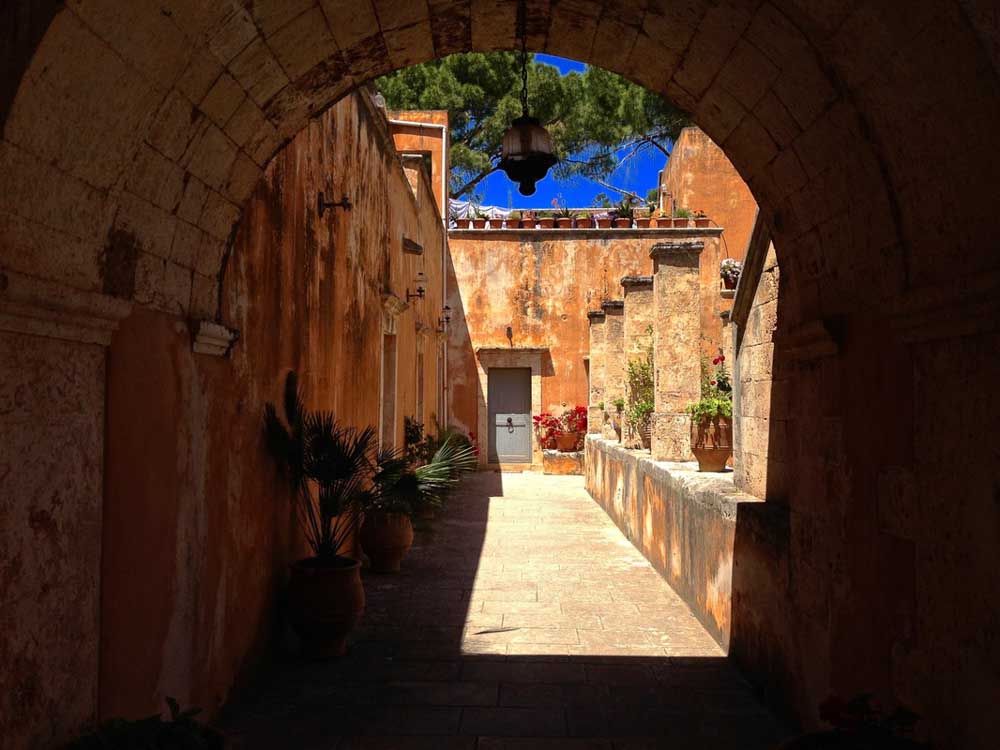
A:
499;116;558;196
499;0;558;196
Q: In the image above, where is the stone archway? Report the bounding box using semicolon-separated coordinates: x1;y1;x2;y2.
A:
2;2;1000;748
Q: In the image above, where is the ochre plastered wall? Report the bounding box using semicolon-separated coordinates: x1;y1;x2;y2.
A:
660;126;758;261
1;90;445;746
446;231;667;441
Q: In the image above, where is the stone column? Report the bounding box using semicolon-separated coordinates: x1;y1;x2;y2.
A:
601;300;625;440
649;241;704;461
586;310;605;434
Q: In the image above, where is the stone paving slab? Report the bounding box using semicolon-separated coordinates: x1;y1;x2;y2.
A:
218;472;791;748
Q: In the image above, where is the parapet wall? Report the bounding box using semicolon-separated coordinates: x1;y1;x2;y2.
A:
585;435;764;650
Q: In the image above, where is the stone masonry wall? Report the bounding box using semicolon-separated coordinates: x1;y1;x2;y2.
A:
734;244;782;498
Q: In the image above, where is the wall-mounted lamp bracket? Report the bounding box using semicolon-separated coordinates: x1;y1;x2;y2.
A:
318;191;352;217
406;287;426;302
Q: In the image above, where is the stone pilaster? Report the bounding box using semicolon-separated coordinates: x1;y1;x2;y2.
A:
601;300;625;440
649;241;704;461
587;310;606;434
621;276;654;360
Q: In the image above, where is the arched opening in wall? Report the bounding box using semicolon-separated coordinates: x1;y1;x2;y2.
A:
3;2;999;748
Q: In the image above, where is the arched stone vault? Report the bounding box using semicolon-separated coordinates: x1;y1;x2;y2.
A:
2;0;998;331
3;2;1000;744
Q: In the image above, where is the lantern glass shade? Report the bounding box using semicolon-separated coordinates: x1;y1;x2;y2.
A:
498;116;558;196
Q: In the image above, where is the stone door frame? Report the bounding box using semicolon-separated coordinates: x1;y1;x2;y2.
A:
475;347;545;470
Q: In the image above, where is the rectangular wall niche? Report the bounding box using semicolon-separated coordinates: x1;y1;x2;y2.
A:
381;333;397;449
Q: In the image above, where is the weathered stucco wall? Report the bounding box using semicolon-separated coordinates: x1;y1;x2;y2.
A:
0;89;445;746
585;436;764;649
660;126;758;260
446;229;729;444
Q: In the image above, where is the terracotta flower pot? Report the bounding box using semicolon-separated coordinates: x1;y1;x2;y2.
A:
691;415;733;471
556;217;573;228
519;218;536;229
614;218;632;228
695;217;711;227
537;218;555;228
555;432;579;452
287;556;365;658
596;217;613;228
635;217;651;228
722;275;737;290
672;217;690;228
472;218;487;229
454;218;471;229
576;217;595;228
639;422;652;450
361;512;415;573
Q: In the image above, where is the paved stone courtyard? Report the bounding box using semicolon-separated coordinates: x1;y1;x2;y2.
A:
219;472;790;748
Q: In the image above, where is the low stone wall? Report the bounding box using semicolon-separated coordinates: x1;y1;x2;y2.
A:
585;435;763;649
542;449;584;475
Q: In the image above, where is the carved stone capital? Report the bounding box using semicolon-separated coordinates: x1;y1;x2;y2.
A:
0;269;132;347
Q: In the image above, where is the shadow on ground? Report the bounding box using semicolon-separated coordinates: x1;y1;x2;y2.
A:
217;472;792;749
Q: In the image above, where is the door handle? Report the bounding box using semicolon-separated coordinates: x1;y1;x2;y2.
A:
506;417;514;433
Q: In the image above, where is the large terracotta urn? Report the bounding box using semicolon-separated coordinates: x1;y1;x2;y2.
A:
690;415;733;471
361;512;415;573
287;556;365;658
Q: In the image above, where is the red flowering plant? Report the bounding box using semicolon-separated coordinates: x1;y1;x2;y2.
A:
532;412;563;449
533;406;587;449
686;354;732;422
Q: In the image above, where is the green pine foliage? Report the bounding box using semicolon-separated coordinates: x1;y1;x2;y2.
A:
376;53;689;201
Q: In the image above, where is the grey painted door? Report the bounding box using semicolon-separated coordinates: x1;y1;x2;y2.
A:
488;367;531;463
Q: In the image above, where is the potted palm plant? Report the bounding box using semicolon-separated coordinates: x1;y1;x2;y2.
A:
360;435;476;572
613;199;633;228
264;371;373;657
553;196;574;228
686;355;733;471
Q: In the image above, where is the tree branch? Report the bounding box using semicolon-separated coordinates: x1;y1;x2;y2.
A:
591;179;644;203
450;164;501;200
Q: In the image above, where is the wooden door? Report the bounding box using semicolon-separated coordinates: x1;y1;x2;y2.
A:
488;367;531;463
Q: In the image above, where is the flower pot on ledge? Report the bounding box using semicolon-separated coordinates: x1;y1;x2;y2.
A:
555;432;579;452
455;218;471;229
576;216;595;228
635;217;651;228
472;218;487;229
537;217;555;228
596;217;613;228
556;218;573;228
691;415;733;471
695;217;711;227
672;217;690;228
613;218;632;228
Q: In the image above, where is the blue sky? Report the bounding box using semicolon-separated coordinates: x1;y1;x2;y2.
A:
475;54;666;211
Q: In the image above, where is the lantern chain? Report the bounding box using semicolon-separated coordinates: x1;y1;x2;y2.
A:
519;0;529;118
